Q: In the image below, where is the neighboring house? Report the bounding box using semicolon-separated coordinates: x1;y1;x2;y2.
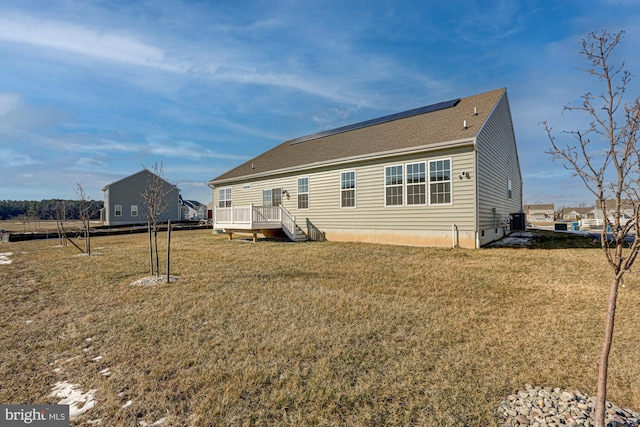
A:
101;170;181;226
208;88;523;248
562;207;595;220
524;204;555;222
594;199;636;220
181;197;207;220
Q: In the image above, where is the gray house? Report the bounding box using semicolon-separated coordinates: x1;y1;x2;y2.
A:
101;170;181;226
208;88;522;248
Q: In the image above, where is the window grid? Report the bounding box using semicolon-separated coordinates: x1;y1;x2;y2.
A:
298;177;309;210
385;165;403;206
429;159;451;205
341;171;356;208
131;205;138;217
114;205;122;216
406;162;426;205
218;188;232;208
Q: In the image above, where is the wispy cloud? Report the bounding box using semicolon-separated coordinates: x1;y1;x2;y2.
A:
0;13;184;72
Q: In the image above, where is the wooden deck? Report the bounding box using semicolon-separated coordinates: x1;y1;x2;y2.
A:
212;204;308;242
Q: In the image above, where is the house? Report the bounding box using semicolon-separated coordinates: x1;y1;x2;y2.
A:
101;169;182;226
524;204;555;222
594;199;636;220
180;197;207;221
562;207;595;220
208;88;522;248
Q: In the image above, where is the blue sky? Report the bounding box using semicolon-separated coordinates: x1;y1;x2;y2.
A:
1;0;639;207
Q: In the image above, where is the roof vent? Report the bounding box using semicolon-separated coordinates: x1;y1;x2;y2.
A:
473;107;478;115
463;120;468;129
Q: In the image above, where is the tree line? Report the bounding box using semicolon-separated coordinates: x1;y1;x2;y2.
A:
0;199;104;221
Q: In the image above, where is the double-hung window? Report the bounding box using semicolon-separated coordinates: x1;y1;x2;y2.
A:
406;162;426;205
340;171;356;208
429;159;451;204
297;177;309;209
385;165;403;206
114;205;122;216
218;188;232;208
131;205;138;217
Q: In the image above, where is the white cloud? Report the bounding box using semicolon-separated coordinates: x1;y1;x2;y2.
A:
0;148;41;167
0;93;23;116
0;13;184;72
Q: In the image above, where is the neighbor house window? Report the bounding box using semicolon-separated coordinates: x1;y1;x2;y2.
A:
218;188;232;208
406;162;426;205
297;177;309;209
508;179;513;199
263;188;282;207
114;205;122;216
429;159;451;204
385;165;403;206
341;171;356;208
131;205;138;217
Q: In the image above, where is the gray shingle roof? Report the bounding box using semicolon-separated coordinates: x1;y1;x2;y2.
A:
209;88;506;185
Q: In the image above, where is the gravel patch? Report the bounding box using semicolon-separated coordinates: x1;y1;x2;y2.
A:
129;275;179;286
499;384;640;426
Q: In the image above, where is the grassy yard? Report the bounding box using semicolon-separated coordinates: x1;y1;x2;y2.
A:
0;230;639;426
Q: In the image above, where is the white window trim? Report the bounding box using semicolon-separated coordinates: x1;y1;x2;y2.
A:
297;176;310;210
428;157;453;206
218;187;232;208
405;161;427;206
384;164;404;207
114;204;122;216
131;205;138;217
340;170;357;209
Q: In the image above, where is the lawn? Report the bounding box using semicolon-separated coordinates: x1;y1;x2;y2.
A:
0;230;638;426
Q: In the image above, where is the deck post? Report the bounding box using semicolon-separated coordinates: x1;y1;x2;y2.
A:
228;231;233;240
252;232;257;242
249;203;254;229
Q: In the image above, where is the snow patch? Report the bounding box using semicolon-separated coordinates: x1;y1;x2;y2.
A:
50;381;97;419
0;252;13;264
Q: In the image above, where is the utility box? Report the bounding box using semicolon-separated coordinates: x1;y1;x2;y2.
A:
510;212;526;231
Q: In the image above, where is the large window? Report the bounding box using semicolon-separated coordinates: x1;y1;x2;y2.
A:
429;159;451;204
263;188;282;207
341;171;356;208
385;165;403;206
406;162;426;205
218;188;232;208
297;177;309;209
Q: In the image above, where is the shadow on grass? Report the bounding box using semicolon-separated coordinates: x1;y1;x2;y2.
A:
485;230;601;250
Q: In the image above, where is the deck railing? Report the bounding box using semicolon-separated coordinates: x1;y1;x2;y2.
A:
213;204;281;229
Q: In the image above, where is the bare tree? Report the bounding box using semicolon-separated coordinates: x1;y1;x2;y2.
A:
76;183;94;255
54;200;67;246
544;30;640;427
139;162;172;276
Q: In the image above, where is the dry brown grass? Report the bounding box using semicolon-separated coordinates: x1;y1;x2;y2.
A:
1;231;639;426
0;220;102;233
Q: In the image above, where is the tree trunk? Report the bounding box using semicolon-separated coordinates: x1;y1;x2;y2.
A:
166;220;171;283
594;275;620;427
148;221;154;275
154;227;160;277
85;219;91;255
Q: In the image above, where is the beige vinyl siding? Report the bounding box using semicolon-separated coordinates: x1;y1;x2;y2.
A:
476;93;523;238
213;146;477;233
